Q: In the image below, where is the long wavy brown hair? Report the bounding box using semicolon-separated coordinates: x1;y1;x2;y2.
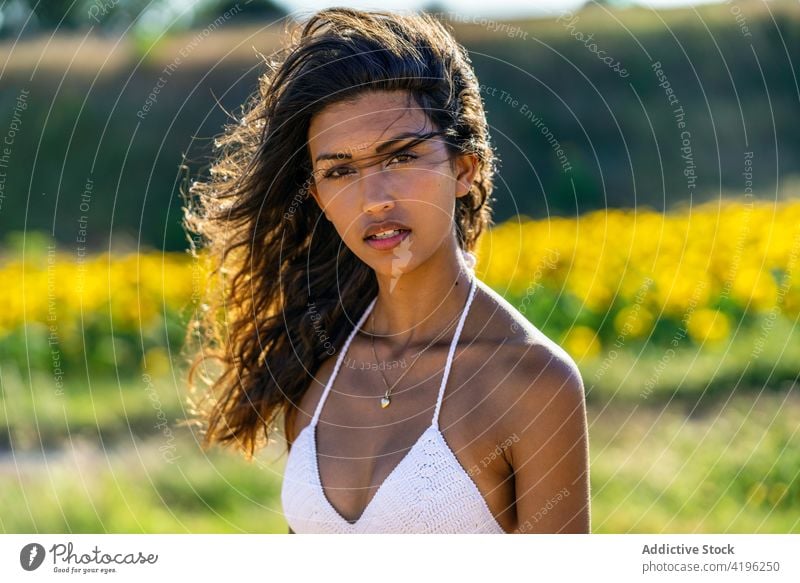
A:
180;7;498;461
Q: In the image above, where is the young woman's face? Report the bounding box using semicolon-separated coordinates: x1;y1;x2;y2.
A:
307;90;477;276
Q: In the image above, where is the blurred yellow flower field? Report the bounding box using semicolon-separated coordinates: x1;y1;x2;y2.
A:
475;197;800;356
1;197;798;373
476;198;800;318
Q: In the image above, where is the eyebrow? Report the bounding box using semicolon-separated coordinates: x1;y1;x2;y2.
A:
314;130;440;163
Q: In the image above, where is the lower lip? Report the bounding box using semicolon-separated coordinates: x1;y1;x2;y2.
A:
364;230;411;250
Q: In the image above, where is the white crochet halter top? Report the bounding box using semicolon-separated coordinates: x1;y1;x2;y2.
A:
281;274;505;533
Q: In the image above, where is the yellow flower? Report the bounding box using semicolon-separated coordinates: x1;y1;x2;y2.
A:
687;308;730;344
613;306;654;338
562;326;602;363
731;267;778;312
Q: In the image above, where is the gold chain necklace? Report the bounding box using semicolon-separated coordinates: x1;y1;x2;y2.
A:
368;283;469;408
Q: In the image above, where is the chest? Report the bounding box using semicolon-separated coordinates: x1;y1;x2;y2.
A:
290;341;518;531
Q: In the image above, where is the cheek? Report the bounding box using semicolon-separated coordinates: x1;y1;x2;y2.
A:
325;199;364;242
401;168;455;204
417;175;458;218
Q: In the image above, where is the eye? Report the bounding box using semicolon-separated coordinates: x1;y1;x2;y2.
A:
320;151;418;180
387;151;417;165
322;166;354;180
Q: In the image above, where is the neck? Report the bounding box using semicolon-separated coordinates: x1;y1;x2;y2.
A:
368;239;474;354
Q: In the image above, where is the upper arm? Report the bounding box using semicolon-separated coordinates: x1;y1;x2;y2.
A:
503;347;591;533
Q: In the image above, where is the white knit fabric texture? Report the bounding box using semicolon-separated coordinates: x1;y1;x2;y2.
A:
281;274;505;534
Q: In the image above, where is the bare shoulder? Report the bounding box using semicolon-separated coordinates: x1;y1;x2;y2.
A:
471;277;584;380
497;341;586;434
469;281;590;531
470;278;587;441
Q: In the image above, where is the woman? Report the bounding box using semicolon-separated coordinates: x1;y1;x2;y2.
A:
182;7;590;534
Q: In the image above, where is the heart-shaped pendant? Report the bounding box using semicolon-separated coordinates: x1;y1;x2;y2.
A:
380;396;391;408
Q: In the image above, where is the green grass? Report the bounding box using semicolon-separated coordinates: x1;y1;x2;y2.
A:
2;319;797;532
0;433;288;533
590;390;800;533
0;368;185;450
1;382;797;533
579;316;800;404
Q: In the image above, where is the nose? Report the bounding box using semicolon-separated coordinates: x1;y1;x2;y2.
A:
363;196;395;214
360;168;396;214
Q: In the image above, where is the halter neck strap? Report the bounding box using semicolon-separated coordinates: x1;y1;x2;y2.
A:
310;274;478;430
431;275;477;429
310;294;377;427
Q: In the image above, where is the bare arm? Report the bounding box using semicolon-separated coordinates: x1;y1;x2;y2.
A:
505;350;591;533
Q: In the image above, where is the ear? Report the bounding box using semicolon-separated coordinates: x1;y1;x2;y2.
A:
454;152;479;198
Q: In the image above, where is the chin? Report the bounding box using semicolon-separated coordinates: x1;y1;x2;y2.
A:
370;253;422;279
372;260;415;278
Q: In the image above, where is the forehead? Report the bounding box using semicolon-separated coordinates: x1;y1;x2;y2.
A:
307;90;434;163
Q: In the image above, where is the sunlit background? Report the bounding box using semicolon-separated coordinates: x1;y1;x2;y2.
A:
1;0;798;533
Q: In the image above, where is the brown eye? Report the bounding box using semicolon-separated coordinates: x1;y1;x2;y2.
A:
323;166;354;179
321;150;418;180
388;152;417;165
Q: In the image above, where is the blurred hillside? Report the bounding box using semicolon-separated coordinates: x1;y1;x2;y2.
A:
0;0;798;250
